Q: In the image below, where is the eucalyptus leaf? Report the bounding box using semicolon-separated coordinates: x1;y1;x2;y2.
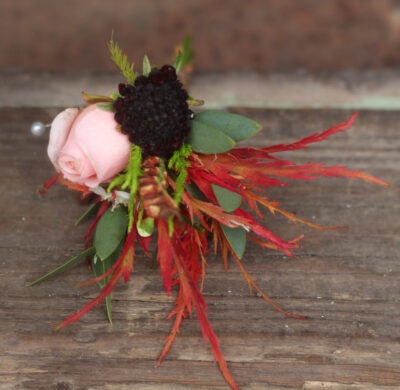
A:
26;247;96;286
188;119;236;154
194;111;262;141
221;224;247;259
103;239;125;267
94;206;128;260
212;184;242;212
142;55;151;76
92;241;124;284
97;103;115;112
75;202;102;226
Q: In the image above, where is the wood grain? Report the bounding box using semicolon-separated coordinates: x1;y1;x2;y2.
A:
0;108;398;389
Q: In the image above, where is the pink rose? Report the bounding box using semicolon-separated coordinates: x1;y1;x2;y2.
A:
48;105;131;188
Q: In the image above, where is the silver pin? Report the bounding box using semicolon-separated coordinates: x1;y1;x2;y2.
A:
30;121;51;136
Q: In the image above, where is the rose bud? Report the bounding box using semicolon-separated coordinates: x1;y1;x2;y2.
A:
47;105;131;188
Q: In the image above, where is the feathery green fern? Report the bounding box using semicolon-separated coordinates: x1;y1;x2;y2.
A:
108;38;138;85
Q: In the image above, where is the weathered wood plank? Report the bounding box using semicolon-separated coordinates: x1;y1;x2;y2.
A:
0;108;398;389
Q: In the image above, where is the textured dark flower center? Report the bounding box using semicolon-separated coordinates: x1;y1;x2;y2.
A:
114;65;193;159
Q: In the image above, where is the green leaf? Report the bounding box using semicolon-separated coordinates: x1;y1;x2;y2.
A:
103;239;125;267
91;257;113;323
91;255;103;284
180;36;194;67
179;213;204;232
104;279;112;323
109;93;120;100
137;217;154;237
187;97;204;107
220;224;247;259
75;202;102;226
185;182;206;201
82;92;113;104
194;111;262;142
94;206;128;260
172;36;194;71
26;247;96;286
173;50;183;74
188;119;236;154
211;184;242;212
142;55;151;76
97;103;115;112
91;241;124;324
93;241;124;282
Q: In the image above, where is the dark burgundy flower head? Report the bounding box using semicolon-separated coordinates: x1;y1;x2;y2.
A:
114;65;193;159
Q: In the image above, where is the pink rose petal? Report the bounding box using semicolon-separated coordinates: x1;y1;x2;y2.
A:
52;105;131;187
48;108;79;170
71;107;131;185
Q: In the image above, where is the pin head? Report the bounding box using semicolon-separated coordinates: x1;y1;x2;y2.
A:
31;121;49;136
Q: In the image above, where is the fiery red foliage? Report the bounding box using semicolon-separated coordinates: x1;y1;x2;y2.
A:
52;113;389;390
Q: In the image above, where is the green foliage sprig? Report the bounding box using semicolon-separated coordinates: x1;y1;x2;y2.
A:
108;37;138;85
108;145;143;231
168;143;192;206
167;144;192;235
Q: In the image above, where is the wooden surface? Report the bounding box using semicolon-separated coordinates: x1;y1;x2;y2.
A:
0;107;399;389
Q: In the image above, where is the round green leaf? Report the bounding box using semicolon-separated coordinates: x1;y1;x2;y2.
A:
188;119;236;154
94;206;128;260
212;184;242;212
221;224;247;259
195;111;262;141
137;217;155;237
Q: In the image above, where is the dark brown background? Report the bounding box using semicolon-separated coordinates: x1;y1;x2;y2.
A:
3;0;400;72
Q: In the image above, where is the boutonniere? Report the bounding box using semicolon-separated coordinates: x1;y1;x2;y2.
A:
29;37;389;390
